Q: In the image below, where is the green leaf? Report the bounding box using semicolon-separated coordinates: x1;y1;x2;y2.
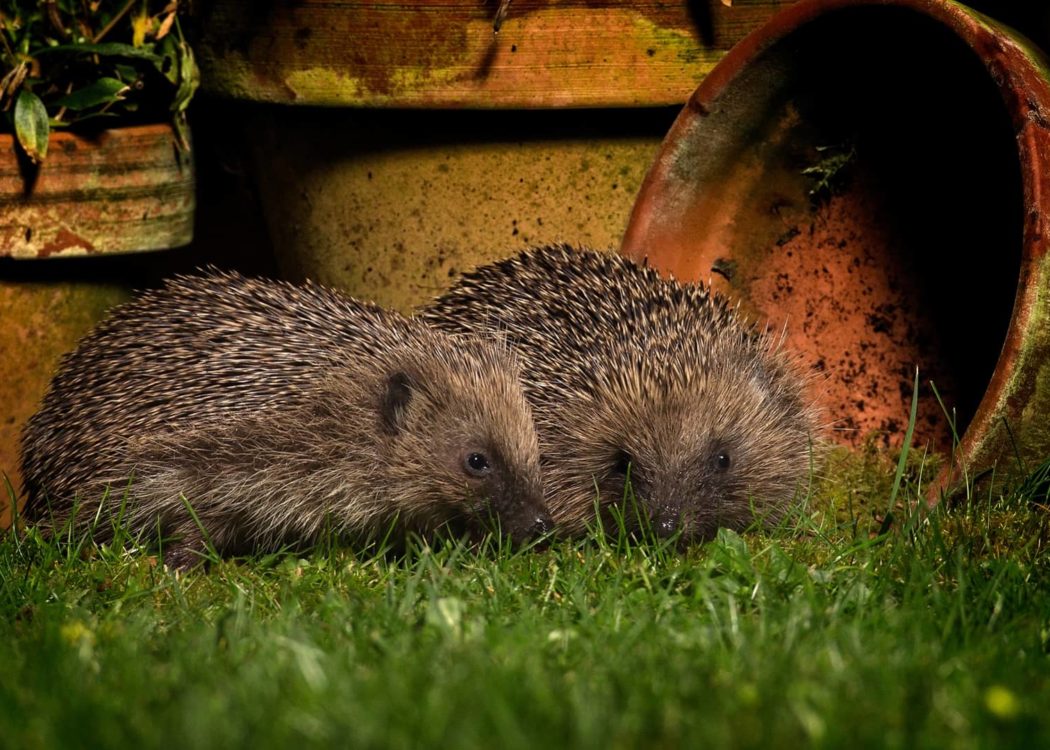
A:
886;366;920;523
172;40;199;114
55;78;130;111
156;35;181;85
113;63;143;82
14;89;49;164
172;111;192;153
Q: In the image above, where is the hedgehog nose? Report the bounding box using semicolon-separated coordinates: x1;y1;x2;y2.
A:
531;513;554;537
654;510;679;538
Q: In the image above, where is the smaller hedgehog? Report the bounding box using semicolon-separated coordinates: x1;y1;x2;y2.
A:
422;244;819;543
20;271;551;569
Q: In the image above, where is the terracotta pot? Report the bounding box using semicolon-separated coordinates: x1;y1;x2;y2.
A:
622;0;1050;489
196;0;795;107
0;123;194;258
245;107;675;313
0;276;131;527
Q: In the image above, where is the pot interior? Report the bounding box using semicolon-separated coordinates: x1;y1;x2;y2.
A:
624;6;1023;454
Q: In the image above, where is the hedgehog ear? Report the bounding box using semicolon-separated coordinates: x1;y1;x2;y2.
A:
381;372;413;435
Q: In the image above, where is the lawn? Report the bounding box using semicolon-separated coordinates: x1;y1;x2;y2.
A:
1;442;1048;750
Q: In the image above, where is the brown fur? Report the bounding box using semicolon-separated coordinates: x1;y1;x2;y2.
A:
21;271;550;568
421;244;819;542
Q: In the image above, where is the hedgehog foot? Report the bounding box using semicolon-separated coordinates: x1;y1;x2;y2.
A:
162;532;209;572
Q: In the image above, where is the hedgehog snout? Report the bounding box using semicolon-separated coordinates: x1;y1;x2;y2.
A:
493;477;553;543
502;505;554;543
531;513;554;537
651;506;680;538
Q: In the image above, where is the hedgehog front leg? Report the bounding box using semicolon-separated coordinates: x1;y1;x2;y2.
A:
160;522;211;571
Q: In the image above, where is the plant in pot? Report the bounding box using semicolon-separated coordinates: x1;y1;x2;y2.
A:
0;0;198;258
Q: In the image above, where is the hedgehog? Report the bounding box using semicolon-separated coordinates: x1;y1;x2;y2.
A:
421;244;818;542
20;270;551;569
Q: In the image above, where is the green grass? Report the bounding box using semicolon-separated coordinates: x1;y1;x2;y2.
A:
2;446;1049;750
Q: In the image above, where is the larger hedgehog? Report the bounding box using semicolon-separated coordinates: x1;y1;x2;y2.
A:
421;244;818;542
21;271;551;568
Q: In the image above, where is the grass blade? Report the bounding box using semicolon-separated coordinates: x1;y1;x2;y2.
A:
885;366;920;528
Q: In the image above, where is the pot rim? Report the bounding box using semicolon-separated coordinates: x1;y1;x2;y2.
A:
0;120;180;148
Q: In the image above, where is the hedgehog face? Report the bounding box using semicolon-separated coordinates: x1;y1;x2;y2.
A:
444;436;551;543
607;437;741;541
551;363;814;543
379;360;551;544
661;378;810;542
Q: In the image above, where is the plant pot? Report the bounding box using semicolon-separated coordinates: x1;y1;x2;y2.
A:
0;275;131;526
196;2;804;309
0;123;194;258
244;106;677;312
622;0;1050;489
196;1;796;107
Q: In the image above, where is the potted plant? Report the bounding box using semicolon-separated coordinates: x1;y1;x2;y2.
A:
0;0;198;258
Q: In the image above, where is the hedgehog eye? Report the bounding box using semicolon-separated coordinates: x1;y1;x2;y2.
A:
612;450;633;477
464;452;492;478
714;451;732;472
